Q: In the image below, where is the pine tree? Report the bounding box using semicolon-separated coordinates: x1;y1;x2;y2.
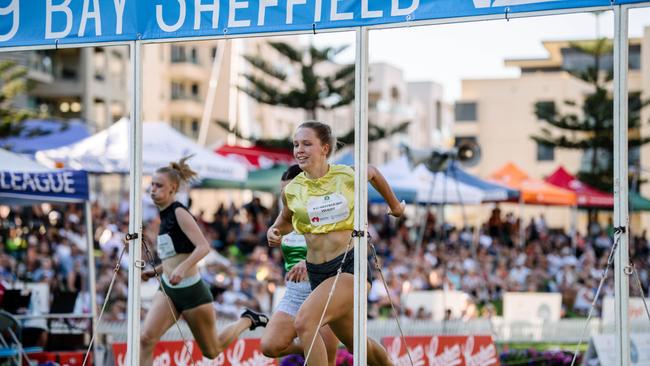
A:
230;40;410;150
239;41;354;120
216;120;410;150
531;38;650;191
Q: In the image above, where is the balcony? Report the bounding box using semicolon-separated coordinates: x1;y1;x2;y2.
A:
169;62;205;82
26;52;54;83
169;97;203;119
31;78;82;98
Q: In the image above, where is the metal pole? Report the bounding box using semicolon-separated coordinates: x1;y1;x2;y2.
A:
353;26;369;366
518;196;525;247
126;40;144;366
613;5;630;366
198;40;225;146
84;201;98;363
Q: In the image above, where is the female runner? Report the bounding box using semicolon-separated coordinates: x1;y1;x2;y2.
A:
267;122;404;366
261;164;339;365
140;157;267;365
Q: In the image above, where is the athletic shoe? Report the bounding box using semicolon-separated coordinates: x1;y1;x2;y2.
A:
240;308;269;330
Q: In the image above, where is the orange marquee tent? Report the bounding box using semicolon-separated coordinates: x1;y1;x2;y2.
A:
489;162;577;206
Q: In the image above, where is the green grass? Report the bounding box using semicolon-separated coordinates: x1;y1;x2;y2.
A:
497;342;589;352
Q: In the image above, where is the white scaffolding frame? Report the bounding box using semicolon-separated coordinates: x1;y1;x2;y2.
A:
2;3;649;365
613;5;631;366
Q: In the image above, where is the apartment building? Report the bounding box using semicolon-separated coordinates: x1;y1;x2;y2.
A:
454;29;650;229
368;63;452;164
2;47;129;131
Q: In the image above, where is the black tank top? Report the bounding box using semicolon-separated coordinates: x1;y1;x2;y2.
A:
157;201;195;259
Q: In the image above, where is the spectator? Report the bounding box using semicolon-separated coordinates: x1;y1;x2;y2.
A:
0;200;641;322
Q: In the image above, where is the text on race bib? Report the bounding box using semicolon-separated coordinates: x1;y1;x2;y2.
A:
157;234;177;259
307;193;350;227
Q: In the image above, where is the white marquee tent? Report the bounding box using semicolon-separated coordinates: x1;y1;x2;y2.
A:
35;118;247;182
0;148;50;172
379;156;485;204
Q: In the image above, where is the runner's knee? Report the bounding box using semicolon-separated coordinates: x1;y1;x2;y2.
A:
201;343;225;360
140;330;159;350
261;337;285;358
294;312;318;337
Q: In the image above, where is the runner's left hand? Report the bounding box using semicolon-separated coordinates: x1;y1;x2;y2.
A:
286;260;307;282
168;266;187;285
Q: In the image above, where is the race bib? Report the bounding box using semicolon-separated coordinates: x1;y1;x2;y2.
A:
307;193;350;226
157;234;177;259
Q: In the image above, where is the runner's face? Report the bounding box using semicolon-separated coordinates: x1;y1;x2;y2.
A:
293;127;329;170
150;173;176;207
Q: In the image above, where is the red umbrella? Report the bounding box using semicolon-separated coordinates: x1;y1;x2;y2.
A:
215;144;294;170
544;166;613;208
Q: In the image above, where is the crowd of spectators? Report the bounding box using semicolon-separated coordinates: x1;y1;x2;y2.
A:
1;198;649;332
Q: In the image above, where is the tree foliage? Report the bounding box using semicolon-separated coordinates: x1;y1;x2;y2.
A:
0;60;36;139
531;39;650;191
216;120;410;151
239;41;355;120
234;40;411;153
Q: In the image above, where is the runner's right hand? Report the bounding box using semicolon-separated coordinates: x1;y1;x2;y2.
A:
141;269;156;281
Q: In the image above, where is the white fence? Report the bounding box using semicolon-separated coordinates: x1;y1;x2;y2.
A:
96;317;650;344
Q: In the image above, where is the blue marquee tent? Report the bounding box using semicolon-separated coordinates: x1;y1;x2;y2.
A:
0;119;91;155
447;162;519;202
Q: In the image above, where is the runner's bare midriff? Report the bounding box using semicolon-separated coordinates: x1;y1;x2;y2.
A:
304;229;353;264
161;253;199;278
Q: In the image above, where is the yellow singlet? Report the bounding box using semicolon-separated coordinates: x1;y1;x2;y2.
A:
284;164;355;234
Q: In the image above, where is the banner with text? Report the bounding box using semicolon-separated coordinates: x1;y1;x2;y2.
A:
382;335;499;366
1;0;649;48
112;339;277;366
0;170;88;203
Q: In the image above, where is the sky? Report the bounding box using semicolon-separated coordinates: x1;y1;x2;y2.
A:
309;7;650;101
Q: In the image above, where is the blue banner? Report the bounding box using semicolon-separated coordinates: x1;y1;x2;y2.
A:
0;170;89;203
0;0;648;48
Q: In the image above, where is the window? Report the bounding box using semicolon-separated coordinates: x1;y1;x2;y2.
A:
368;92;380;109
171;82;184;99
93;48;106;81
190;48;198;64
455;102;477;122
191;83;199;99
171;46;186;63
191;120;199;138
390;86;400;103
211;47;218;59
435;101;442;131
629;44;641;70
537;142;555;161
171;119;183;132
